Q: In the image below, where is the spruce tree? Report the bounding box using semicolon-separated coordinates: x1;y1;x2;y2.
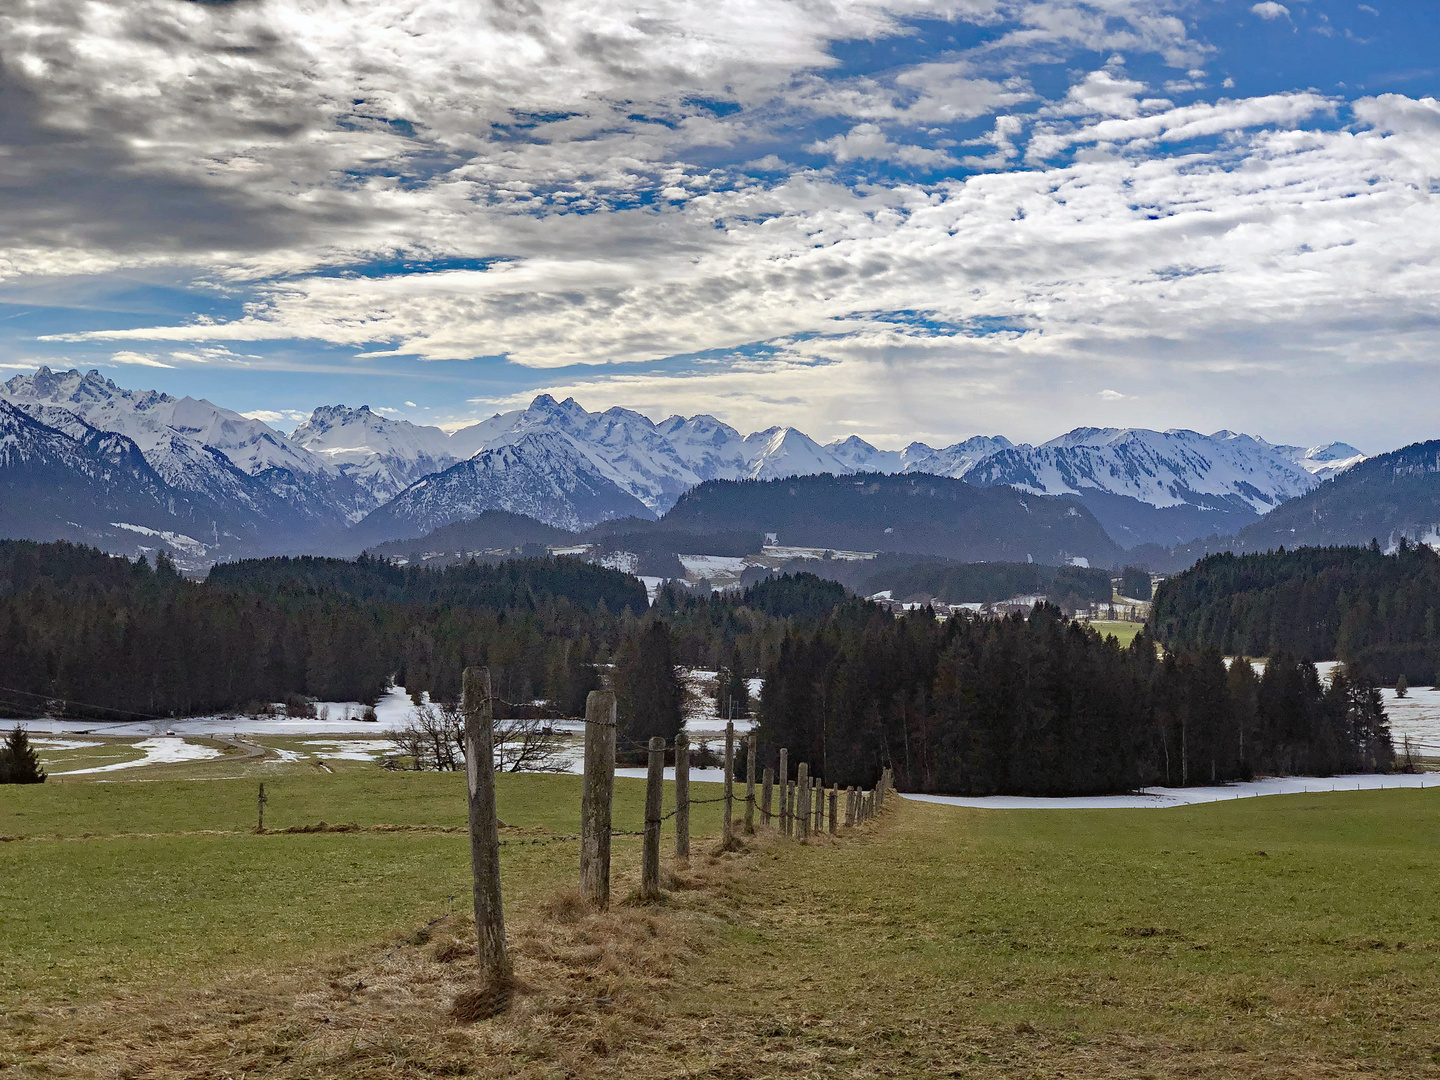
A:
613;621;684;751
1;726;46;784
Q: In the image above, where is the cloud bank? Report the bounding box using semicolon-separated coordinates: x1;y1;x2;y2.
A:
1;0;1436;446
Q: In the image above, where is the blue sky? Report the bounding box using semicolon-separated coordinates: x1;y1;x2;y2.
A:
0;0;1435;450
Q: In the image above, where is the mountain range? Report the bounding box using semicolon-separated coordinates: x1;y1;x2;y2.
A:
0;366;1375;568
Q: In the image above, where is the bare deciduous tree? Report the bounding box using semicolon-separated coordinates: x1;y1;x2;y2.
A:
386;700;569;773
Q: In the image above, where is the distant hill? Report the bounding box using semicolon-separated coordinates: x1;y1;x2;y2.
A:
365;510;576;562
1231;440;1439;550
662;473;1123;566
1135;440;1440;571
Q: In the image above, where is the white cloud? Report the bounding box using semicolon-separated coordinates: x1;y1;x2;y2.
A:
242;409;309;424
109;350;173;368
809;123;956;167
1098;389;1128;400
1251;2;1291;18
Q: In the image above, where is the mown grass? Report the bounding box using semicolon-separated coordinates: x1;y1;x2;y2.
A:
5;774;1440;1077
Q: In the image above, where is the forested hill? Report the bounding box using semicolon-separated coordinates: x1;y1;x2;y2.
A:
365;510;576;561
1152;543;1440;684
207;554;647;615
661;472;1122;566
1230;440;1439;551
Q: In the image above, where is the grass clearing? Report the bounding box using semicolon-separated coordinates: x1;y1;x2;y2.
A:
5;772;1440;1077
1086;619;1146;647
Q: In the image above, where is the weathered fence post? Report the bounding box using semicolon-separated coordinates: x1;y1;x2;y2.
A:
829;784;838;835
641;736;664;902
796;762;810;841
761;766;774;827
463;666;512;985
580;689;616;908
674;730;690;860
744;732;757;835
785;781;795;837
722;720;736;849
778;748;789;834
256;782;267;832
845;785;856;827
813;777;823;834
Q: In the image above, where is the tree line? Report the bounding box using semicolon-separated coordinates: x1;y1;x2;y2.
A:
757;600;1394;795
0;542;642;719
1152;542;1440;685
0;541;835;725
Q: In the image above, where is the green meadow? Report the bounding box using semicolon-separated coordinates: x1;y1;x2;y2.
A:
4;757;1440;1077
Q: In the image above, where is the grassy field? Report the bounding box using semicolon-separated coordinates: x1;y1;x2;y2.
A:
1086;619;1146;647
5;765;1440;1078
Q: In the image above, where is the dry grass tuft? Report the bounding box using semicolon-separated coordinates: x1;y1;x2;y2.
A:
451;980;513;1021
539;885;589;924
427;935;474;964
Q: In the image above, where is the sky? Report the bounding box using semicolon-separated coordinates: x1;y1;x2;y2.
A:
0;0;1436;451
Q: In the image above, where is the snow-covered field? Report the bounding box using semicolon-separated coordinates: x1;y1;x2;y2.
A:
757;544;877;562
905;772;1439;810
68;736;225;775
12;685;417;737
678;554;748;587
303;739;399;761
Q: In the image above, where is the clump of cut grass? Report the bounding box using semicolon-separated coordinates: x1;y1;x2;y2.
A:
427;935;474;964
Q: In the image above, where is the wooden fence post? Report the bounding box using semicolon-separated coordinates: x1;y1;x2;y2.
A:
463;667;512;985
761;766;774;827
744;732;757;835
813;777;823;834
796;762;810;841
641;736;664;902
722;720;735;849
778;749;788;834
580;689;616;908
845;786;855;827
256;782;266;832
674;730;690;860
829;784;838;836
786;781;795;837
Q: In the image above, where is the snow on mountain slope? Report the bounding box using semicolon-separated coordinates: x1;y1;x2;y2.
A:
741;426;852;481
1269;440;1367;482
0;400;220;564
1;367;325;478
0;368;372;527
290;405;457;504
655;414;751;480
826;436;906;473
352;431;656;542
447;395;703;511
903;435;1016;478
968;428;1319;513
